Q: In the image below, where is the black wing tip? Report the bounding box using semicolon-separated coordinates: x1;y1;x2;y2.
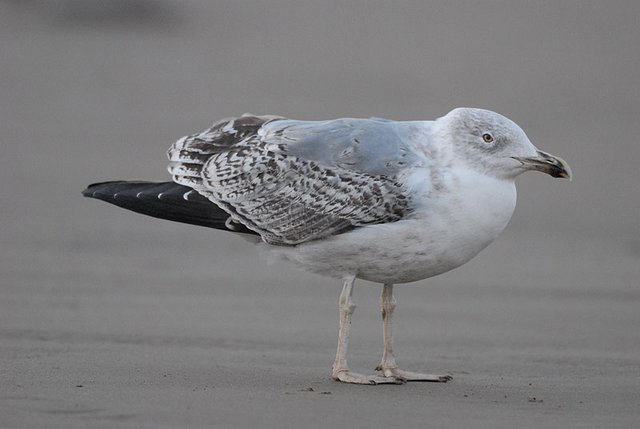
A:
82;181;107;198
82;182;110;198
81;180;260;236
82;181;154;198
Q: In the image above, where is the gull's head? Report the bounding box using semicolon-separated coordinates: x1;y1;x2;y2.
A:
435;108;572;181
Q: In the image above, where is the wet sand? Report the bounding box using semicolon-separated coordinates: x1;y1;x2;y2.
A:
2;1;639;428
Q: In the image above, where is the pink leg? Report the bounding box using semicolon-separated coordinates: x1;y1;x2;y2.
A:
375;283;452;382
331;276;403;385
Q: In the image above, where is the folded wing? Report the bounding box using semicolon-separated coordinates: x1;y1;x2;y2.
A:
168;115;423;245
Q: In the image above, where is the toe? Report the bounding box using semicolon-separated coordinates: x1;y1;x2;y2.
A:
333;370;405;385
377;367;453;383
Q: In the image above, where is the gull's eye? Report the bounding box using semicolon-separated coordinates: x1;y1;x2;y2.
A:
482;133;494;143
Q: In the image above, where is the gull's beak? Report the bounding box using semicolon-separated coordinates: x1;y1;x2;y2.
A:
511;150;572;180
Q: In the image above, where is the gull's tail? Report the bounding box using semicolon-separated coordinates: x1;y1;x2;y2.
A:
82;181;258;235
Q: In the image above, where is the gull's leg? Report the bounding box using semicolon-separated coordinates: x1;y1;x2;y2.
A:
332;276;403;385
375;283;452;382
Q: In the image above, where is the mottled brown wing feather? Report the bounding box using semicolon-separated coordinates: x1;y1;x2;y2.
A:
168;115;409;245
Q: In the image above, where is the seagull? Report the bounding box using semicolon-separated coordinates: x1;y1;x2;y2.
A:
83;108;571;385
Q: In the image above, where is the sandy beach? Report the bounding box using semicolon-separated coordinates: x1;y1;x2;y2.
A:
2;1;639;427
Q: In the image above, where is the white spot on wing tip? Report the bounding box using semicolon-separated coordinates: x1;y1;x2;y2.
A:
224;217;238;231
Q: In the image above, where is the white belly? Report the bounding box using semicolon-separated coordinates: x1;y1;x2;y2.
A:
273;171;517;284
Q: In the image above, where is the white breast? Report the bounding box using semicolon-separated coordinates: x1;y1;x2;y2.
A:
273;168;517;285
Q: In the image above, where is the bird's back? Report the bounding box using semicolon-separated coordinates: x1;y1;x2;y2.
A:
167;115;432;245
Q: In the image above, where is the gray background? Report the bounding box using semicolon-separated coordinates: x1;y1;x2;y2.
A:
1;1;639;428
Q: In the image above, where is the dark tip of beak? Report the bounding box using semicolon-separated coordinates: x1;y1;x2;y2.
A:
512;150;572;180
